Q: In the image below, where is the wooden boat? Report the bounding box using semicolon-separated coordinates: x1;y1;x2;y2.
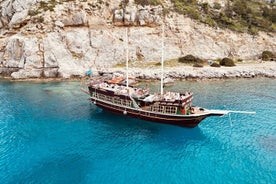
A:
86;27;255;128
88;79;231;127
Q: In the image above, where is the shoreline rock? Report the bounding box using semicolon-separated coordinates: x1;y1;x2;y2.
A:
1;62;276;82
96;62;276;80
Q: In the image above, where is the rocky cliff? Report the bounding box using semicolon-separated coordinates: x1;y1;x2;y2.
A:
0;0;275;79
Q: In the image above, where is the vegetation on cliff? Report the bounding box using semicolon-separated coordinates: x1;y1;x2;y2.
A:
134;0;276;34
220;57;236;67
26;0;276;34
178;55;204;64
172;0;275;34
262;50;276;61
210;62;221;67
134;0;162;6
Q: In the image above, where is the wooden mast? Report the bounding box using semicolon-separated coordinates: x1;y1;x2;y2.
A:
125;27;129;89
160;24;164;95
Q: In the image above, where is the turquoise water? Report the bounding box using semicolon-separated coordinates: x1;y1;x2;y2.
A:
0;78;275;183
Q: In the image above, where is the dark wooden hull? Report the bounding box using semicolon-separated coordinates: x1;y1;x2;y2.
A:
89;97;214;128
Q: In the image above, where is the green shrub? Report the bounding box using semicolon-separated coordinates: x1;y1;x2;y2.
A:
262;51;275;61
36;16;44;23
134;0;161;6
173;1;185;14
262;54;270;61
204;17;217;27
232;0;249;19
201;2;209;14
172;0;200;19
186;7;201;20
220;57;236;66
28;9;39;16
155;62;161;66
213;2;221;10
39;0;57;11
178;55;205;65
178;55;195;63
163;8;170;16
178;55;196;63
210;62;221;67
248;26;258;35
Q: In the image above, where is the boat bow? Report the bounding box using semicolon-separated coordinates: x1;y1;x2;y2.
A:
204;109;256;116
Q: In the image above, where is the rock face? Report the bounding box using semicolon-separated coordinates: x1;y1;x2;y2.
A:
113;5;162;26
0;0;275;79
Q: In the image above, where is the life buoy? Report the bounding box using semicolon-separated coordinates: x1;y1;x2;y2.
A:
190;107;195;113
180;108;186;115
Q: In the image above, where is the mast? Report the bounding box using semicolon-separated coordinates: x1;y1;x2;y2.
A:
125;27;129;89
160;24;164;95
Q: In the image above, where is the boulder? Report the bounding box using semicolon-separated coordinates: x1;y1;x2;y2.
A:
124;6;137;25
137;6;162;26
8;9;29;28
2;37;24;68
62;11;87;26
113;5;161;26
44;52;58;68
43;68;59;78
24;55;42;69
0;67;20;76
11;69;42;79
113;9;124;26
1;0;35;28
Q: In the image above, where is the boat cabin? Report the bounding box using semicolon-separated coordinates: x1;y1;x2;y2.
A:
88;81;193;115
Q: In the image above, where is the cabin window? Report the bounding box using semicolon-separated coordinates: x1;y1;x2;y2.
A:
114;97;121;105
164;106;177;114
106;96;112;102
99;94;105;100
121;100;127;106
151;105;164;113
122;100;131;107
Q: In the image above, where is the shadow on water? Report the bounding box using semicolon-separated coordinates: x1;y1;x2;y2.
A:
88;107;206;143
9;154;91;184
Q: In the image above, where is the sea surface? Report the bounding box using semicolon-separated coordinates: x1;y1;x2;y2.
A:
0;78;275;184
